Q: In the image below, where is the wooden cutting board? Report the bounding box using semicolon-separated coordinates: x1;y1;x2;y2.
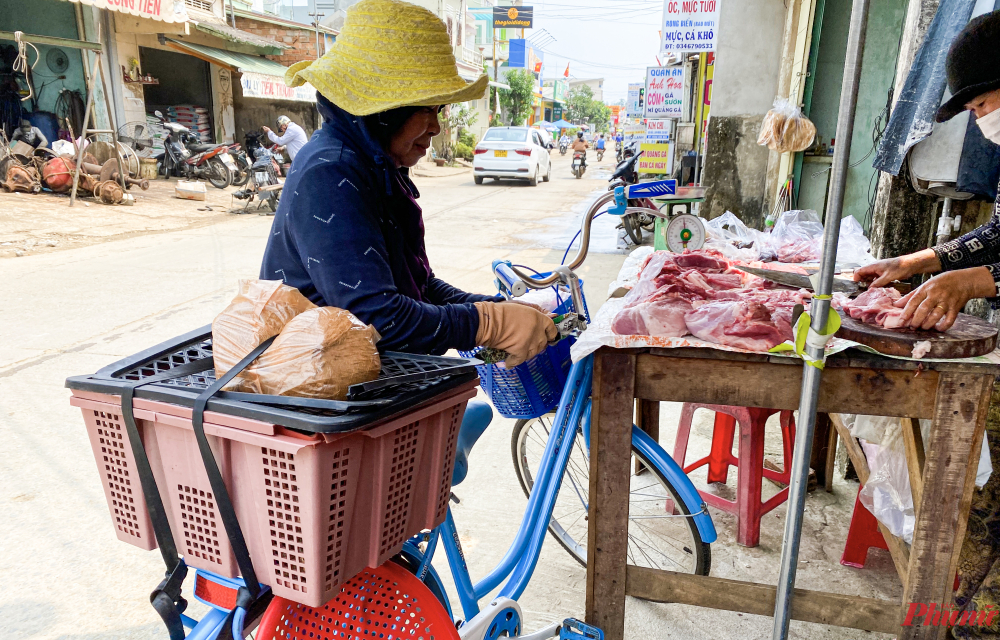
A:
835;312;999;359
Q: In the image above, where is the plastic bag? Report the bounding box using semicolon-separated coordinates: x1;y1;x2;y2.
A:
213;279;316;382
859;420;914;543
836;215;876;268
757;98;817;153
704;211;769;261
763;209;824;263
232;307;381;400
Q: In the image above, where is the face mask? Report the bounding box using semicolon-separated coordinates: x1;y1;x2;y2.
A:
977;108;1000;145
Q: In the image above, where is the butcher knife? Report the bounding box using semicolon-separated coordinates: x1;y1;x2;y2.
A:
733;265;862;294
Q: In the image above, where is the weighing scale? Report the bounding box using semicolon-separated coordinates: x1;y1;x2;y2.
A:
609;179;708;252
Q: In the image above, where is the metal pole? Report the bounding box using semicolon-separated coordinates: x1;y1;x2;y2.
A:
771;0;869;634
228;0;236;27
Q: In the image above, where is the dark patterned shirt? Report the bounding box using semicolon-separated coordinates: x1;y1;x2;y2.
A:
932;194;1000;307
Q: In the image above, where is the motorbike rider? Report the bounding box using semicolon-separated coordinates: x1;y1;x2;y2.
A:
571;131;589;168
11;119;48;150
260;0;556;367
262;115;308;162
595;133;606;156
559;133;571;148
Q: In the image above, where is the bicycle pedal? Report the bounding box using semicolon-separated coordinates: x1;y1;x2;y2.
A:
560;619;603;640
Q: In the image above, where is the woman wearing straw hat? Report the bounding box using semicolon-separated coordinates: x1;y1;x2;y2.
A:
260;0;556;367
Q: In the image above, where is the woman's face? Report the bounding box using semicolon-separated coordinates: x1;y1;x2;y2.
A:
388;107;441;167
966;87;1000;119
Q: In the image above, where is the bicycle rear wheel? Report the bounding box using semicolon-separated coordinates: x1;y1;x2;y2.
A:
511;416;710;576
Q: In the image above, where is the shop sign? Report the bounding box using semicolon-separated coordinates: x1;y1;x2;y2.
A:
623;122;646;146
659;0;721;56
493;6;533;28
637;143;674;174
241;72;316;103
645;119;672;143
644;66;683;119
552;105;563;120
65;0;187;23
626;82;644;116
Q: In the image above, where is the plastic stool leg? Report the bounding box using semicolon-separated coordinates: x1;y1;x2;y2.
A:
736;411;767;547
777;411;796;486
673;404;696;470
840;487;888;568
707;412;736;484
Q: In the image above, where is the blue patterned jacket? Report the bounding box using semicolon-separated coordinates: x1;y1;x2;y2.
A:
259;95;496;354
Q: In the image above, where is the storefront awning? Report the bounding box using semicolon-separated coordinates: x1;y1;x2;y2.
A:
193;21;287;56
62;0;188;23
166;39;316;103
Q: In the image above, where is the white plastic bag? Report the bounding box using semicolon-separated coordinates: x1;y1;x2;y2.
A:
859;421;915;543
836;216;876;268
757;98;817;153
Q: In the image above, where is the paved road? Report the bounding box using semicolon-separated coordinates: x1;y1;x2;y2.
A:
0;149;898;640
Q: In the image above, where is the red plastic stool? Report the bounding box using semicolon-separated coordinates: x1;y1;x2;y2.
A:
840;485;888;568
673;403;796;547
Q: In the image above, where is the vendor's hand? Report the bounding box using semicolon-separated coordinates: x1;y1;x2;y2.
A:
261;126;271;134
474;301;559;368
894;268;995;331
854;249;941;288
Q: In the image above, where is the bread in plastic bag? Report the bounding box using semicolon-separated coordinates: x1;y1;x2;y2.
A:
232;307;381;400
213;279;317;382
757;98;816;153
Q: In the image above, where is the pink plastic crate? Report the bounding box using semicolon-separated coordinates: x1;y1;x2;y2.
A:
71;381;476;607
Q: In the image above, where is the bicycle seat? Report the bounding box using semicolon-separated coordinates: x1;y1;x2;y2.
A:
451;400;493;486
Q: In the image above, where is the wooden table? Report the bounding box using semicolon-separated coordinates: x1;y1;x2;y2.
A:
585;346;999;639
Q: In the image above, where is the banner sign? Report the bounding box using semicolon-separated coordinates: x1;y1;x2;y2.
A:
626;82;644;116
493;6;534;28
645;119;672;143
623;122;646;146
66;0;187;22
659;0;720;56
638;143;674;175
241;72;316;103
644;66;684;118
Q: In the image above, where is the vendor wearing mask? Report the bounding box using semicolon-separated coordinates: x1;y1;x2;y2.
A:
858;12;1000;639
260;0;556;367
855;12;1000;333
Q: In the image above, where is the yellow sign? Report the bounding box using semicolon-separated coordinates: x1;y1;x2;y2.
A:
637;143;674;175
493;5;534;28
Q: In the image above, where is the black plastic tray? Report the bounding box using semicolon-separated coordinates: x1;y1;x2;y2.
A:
65;325;480;434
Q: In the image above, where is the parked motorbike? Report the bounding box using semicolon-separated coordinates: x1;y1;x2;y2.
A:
615;140;624;164
610;149;657;245
572;151;586;179
153;111;232;188
559;142;568;155
226;142;251;187
233;137;282;214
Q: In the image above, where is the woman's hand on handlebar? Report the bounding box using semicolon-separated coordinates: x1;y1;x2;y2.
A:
853;249;941;288
474;301;558;368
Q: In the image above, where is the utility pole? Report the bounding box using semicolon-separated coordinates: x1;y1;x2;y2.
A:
309;0;324;60
228;0;236;27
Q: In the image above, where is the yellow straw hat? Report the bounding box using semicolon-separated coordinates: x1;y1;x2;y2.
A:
285;0;488;116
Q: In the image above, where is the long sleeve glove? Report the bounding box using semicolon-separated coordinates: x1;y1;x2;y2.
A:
474;301;558;368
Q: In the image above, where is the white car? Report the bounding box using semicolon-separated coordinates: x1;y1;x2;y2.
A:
532;126;554;149
473;127;552;186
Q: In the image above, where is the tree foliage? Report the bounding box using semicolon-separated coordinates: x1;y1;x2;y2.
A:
498;69;536;126
437;103;479;161
564;84;611;132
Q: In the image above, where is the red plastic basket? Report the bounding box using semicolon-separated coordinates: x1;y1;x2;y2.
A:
255;562;459;640
71;381;477;607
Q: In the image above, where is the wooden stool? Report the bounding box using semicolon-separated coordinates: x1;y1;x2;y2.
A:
840;485;888;568
673;403;796;547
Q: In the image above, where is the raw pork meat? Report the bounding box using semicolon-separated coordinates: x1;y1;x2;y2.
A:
684;300;788;351
611;297;693;337
834;287;906;329
777;239;821;263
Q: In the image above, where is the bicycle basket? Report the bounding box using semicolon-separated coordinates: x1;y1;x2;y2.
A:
460;279;587;420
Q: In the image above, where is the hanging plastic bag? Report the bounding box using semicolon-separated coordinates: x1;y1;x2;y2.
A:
859;421;915;543
213;279;316;382
232;307;382;400
757;98;817;153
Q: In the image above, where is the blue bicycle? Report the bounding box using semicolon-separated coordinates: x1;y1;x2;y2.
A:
393;181;717;638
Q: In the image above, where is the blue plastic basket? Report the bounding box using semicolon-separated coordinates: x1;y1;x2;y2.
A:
461;278;588;420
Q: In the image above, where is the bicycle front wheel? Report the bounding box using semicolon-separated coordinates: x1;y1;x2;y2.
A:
511;416;710;576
